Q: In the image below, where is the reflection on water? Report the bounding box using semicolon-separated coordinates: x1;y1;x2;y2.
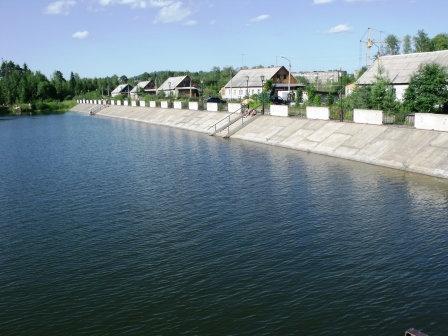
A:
0;113;447;336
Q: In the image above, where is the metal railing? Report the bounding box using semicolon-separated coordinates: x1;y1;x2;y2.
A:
208;105;246;135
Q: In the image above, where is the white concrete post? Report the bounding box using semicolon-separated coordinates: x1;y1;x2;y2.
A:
188;102;199;110
270;105;289;117
353;109;383;125
173;101;182;109
161;101;169;109
111;100;115;105
117;100;122;106
415;113;448;132
150;101;156;108
124;100;129;106
306;106;330;120
131;101;137;107
206;102;218;112
140;101;146;107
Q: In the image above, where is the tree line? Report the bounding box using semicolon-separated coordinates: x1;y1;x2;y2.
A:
384;30;448;56
0;60;240;111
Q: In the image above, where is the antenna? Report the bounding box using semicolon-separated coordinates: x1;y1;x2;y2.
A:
360;27;386;67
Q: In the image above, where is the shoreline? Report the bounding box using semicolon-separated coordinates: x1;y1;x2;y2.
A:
71;104;448;180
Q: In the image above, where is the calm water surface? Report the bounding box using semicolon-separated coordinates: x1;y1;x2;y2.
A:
1;113;448;336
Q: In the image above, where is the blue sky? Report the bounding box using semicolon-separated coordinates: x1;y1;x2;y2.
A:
1;0;447;78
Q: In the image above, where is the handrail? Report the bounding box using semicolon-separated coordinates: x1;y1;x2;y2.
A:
208;105;246;133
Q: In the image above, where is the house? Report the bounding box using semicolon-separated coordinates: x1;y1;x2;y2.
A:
130;80;156;99
294;70;346;85
356;50;448;101
111;84;133;97
157;75;199;97
222;66;300;100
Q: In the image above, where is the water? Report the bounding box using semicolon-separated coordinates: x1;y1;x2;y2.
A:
1;113;448;336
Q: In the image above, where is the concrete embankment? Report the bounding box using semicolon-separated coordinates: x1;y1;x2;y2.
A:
71;104;448;179
232;115;448;179
72;103;227;134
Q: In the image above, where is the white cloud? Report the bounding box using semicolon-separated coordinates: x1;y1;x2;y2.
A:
45;0;76;15
154;1;191;23
313;0;334;4
183;20;197;26
250;14;270;23
72;30;90;39
327;24;352;34
98;0;175;9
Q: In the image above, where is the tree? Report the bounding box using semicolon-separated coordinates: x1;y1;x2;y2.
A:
402;35;413;54
369;78;398;112
413;30;434;53
119;75;128;84
432;33;448;51
404;63;448;113
384;34;400;55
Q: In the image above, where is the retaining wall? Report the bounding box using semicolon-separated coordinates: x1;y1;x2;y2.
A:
71;104;448;179
72;104;228;135
231;115;448;179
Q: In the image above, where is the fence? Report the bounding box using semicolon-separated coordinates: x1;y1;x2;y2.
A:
78;100;430;130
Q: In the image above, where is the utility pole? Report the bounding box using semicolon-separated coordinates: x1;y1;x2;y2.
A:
339;68;343;122
280;56;292;101
241;54;246;68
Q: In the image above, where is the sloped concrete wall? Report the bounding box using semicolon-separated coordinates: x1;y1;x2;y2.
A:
71;104;230;135
231;116;448;179
70;104;448;179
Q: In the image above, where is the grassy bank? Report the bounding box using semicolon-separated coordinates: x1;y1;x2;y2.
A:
0;100;77;116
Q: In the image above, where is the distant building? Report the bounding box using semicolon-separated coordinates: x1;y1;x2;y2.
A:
111;84;133;97
222;66;300;100
294;70;346;85
130;81;156;99
157;76;199;97
356;50;448;101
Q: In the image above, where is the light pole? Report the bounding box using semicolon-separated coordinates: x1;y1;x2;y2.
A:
280;56;292;101
260;75;265;115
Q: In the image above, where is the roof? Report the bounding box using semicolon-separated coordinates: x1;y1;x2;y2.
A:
111;84;130;94
158;76;189;91
224;67;285;88
130;81;151;93
357;50;448;85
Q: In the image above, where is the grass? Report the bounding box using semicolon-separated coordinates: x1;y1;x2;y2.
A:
0;100;77;115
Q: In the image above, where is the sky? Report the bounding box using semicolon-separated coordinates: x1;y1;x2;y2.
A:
1;0;447;78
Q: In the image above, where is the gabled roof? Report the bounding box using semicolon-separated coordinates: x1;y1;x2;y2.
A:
224;67;285;88
357;50;448;85
111;84;131;94
130;81;151;93
158;76;189;91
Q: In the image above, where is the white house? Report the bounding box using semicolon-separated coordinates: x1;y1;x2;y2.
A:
130;81;156;99
356;50;448;101
222;66;298;100
111;84;133;97
157;76;199;97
